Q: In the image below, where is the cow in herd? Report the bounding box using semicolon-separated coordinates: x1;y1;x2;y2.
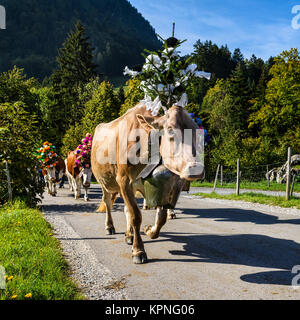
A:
91;103;203;264
42;158;66;196
65;150;93;201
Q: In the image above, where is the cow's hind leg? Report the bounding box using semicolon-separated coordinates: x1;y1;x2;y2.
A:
103;190;116;235
117;175;147;264
97;192;118;213
144;206;168;239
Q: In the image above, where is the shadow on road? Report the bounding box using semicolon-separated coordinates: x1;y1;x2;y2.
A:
177;207;300;226
148;231;300;286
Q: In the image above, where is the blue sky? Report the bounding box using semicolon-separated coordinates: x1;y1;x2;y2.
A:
129;0;299;60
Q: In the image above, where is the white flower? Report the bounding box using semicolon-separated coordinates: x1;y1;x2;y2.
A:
123;66;139;77
185;63;198;74
194;71;211;80
145;54;162;68
156;84;165;92
162;47;179;58
175;93;188;108
140;95;165;116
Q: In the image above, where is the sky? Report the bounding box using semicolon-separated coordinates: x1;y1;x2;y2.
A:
129;0;300;60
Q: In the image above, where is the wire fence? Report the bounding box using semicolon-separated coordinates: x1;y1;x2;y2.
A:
201;150;300;199
205;161;288;184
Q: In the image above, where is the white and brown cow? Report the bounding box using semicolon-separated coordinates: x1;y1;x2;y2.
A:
65;151;92;201
91;103;204;264
42;158;66;196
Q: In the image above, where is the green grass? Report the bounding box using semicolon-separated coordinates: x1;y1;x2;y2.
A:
0;201;83;300
191;180;300;192
194;192;300;210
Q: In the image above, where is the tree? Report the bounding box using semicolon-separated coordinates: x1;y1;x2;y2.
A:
61;81;121;156
119;79;144;116
0;66;39;115
249;48;300;158
51;20;97;132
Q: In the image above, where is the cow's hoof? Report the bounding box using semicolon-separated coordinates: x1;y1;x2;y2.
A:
52;193;57;197
132;252;148;264
142;206;149;210
106;227;116;235
144;225;159;240
167;213;176;220
84;198;89;202
125;235;133;245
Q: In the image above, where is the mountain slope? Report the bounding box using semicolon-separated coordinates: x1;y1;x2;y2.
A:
0;0;161;82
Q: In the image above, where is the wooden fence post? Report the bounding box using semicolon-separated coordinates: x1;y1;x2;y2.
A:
286;147;292;200
4;160;12;202
236;159;240;196
266;165;270;188
213;164;220;192
220;165;223;186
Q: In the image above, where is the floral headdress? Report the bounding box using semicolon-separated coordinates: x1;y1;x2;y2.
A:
35;141;59;168
123;24;211;116
74;133;93;166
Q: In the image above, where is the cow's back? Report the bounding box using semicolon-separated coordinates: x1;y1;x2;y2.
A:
67;151;80;178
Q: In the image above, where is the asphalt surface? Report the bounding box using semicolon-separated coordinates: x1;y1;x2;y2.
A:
42;184;300;300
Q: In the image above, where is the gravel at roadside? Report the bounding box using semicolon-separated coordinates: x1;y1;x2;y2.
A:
43;209;129;300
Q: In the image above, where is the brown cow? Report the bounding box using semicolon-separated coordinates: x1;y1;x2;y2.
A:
42;157;66;196
91;103;204;264
65;151;93;201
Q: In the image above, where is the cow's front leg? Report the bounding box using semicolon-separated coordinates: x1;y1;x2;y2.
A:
167;209;176;219
144;206;168;239
117;175;147;264
84;187;89;202
124;205;133;245
49;180;55;196
74;178;81;200
52;183;57;196
46;181;51;195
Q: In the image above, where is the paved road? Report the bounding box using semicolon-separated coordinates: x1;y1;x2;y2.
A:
42;184;300;300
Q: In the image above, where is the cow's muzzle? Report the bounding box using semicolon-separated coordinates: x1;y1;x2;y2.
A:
180;163;205;181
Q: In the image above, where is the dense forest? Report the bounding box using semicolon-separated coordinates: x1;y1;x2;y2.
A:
0;0;161;83
0;2;299;205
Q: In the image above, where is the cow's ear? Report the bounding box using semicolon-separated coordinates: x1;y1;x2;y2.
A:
136;114;156;133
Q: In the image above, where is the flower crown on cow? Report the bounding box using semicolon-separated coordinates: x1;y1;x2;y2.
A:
74;133;93;166
35;142;59;168
123;24;211;116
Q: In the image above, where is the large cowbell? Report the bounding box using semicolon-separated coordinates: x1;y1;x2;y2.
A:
141;165;186;209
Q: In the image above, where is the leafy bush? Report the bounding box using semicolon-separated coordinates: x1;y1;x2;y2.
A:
0;103;44;207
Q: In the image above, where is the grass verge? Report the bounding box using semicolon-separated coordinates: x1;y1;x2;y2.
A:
191;180;300;193
194;192;300;210
0;201;83;300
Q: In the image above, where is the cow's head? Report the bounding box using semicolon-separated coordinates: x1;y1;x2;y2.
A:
79;163;92;188
137;105;204;181
45;166;57;182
